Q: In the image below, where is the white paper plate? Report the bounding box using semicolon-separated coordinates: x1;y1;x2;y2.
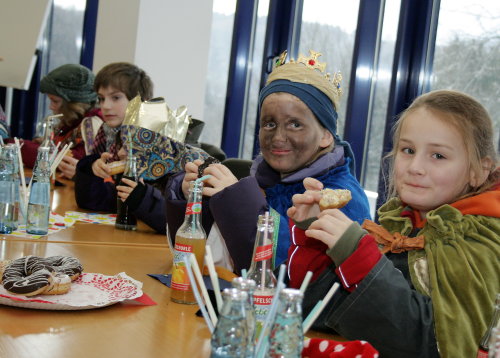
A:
0;272;143;310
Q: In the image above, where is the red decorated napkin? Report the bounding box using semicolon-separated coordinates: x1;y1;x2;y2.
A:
302;338;379;357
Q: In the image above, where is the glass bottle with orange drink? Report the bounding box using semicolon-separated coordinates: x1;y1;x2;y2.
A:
170;180;207;304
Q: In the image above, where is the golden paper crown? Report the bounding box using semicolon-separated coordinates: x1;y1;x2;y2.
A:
267;50;343;108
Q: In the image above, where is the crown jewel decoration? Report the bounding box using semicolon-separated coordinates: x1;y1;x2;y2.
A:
275;49;343;98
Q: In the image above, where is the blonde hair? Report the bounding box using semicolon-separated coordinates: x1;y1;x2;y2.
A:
59;101;93;128
385;90;499;200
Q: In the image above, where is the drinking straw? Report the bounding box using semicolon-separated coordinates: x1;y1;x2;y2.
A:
261;211;270;287
182;255;214;333
0;136;4;146
50;143;71;175
189;254;218;327
241;268;247;279
127;131;133;159
302;282;340;334
254;265;286;358
14;138;27;216
299;271;313;294
205;245;223;312
49;141;61;164
195;174;211;183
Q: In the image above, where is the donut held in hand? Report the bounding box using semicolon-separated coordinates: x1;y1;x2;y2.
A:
319;189;352;211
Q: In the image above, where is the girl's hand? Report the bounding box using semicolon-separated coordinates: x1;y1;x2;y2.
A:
182;160;203;199
287;177;324;222
92;152;113;179
116;178;139;202
200;163;238;197
58;156;78;179
305;209;354;249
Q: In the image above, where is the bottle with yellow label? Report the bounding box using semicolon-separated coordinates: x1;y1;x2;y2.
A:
170;180;207;304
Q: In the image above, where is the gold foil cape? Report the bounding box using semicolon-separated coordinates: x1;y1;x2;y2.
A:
122;95;191;142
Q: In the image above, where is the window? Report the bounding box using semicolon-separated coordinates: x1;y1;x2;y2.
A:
431;0;500;147
362;0;401;192
202;0;237;148
298;0;360;137
36;0;86;135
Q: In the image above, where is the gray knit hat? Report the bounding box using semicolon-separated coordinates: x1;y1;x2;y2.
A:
40;64;97;103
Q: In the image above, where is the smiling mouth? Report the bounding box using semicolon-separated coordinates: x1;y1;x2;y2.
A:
271;149;291;155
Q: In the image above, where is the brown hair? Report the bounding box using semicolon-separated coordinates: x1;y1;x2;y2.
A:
385;90;499;200
94;62;153;101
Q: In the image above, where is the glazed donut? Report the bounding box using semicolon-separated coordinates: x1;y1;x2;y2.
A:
43;273;72;295
2;257;53;296
2;256;83;296
0;260;12;284
197;157;220;178
44;256;83;281
319;189;352;211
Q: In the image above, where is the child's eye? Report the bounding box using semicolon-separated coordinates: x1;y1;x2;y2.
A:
97;96;104;103
261;121;276;129
401;147;414;154
289;121;302;129
112;95;122;101
432;153;446;159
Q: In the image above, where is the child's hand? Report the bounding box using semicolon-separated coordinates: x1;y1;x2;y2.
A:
306;209;353;249
182;159;203;198
287;177;324;222
200;163;238;197
116;178;140;202
58;156;79;179
92;152;113;179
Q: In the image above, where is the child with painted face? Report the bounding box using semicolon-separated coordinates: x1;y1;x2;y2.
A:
74;62;153;211
166;50;371;273
287;90;500;358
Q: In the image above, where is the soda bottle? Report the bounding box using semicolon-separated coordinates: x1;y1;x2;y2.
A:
232;277;257;357
0;145;17;233
477;293;500;358
170;180;207;304
268;288;304;358
211;288;249;357
115;155;138;231
26;147;51;235
40;116;58;162
246;213;277;339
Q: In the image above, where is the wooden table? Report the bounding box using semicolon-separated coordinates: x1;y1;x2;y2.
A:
0;240;212;358
0;175;341;358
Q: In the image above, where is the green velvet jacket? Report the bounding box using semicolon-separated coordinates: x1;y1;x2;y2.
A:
378;197;500;358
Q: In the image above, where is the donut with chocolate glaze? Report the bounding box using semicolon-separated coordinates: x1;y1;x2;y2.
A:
2;257;53;296
2;256;83;296
197;157;220;178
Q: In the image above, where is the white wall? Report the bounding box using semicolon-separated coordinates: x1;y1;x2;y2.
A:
93;0;213;119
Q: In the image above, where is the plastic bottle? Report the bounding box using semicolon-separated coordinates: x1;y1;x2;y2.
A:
0;145;17;233
268;288;304;358
477;293;500;358
246;213;277;339
115;155;138;231
232;277;257;357
26;147;51;235
170;180;207;304
210;288;249;358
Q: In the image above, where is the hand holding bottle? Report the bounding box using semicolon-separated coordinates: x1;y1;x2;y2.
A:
116;177;141;201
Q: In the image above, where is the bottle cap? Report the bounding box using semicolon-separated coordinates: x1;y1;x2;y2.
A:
279;288;303;301
222;288;248;301
232;277;256;292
